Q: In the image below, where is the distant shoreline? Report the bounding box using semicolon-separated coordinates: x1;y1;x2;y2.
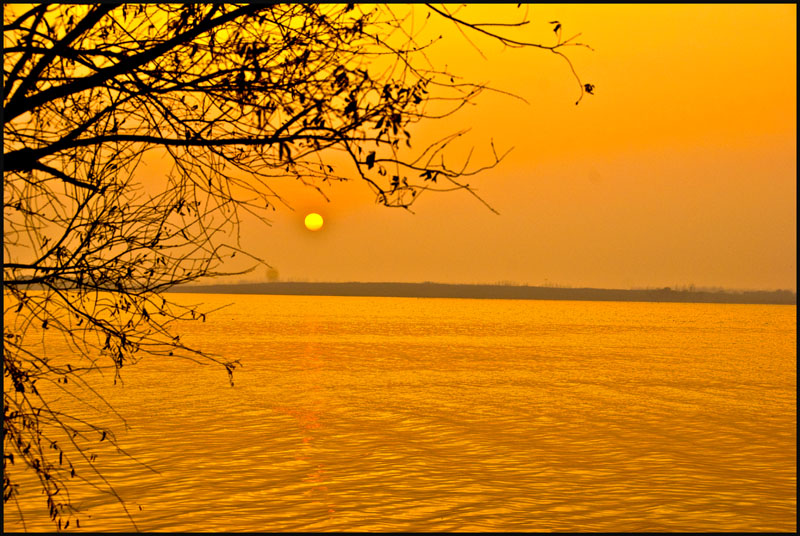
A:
166;281;797;305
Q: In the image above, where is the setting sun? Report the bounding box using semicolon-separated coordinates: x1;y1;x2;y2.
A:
304;213;324;231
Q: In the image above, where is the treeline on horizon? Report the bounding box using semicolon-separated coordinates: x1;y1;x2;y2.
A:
165;281;797;305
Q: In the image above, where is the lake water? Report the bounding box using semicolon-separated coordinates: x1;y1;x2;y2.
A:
4;295;796;532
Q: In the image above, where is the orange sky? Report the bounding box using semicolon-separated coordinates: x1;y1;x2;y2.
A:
190;4;796;290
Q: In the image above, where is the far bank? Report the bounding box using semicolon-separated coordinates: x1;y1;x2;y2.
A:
166;282;797;305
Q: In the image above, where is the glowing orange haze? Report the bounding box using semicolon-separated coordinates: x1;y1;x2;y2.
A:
149;4;796;290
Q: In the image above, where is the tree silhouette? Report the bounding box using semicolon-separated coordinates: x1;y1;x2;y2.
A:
3;3;592;530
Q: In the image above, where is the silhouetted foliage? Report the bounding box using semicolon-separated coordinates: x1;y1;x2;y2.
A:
3;3;592;529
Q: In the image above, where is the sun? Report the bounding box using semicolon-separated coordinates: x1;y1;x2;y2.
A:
304;212;324;231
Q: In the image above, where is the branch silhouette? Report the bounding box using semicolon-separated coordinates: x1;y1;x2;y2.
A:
3;3;593;530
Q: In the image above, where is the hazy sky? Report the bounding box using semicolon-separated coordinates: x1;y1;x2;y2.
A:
172;4;796;291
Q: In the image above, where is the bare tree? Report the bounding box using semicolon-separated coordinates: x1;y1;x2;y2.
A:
3;3;592;530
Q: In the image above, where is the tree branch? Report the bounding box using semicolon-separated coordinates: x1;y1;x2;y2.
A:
4;4;264;122
4;4;120;114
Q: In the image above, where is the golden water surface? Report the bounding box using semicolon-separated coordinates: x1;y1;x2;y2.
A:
4;295;797;531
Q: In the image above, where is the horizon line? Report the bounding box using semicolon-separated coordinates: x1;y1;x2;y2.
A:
176;280;797;294
167;281;796;306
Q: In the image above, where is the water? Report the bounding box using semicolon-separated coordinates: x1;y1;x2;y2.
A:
4;295;796;531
